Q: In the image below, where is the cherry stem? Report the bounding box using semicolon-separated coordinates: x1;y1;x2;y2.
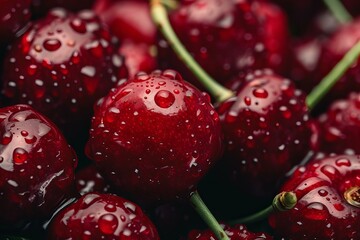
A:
190;191;230;240
229;191;297;225
150;0;234;103
306;40;360;110
160;0;178;10
323;0;352;24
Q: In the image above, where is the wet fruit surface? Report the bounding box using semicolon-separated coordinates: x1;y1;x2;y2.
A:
86;70;223;202
48;192;160;239
217;69;312;198
0;104;77;228
75;164;111;196
1;8;128;141
187;223;273;239
269;155;360;239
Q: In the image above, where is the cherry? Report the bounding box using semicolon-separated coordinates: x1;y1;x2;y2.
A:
48;192;160;239
187;224;273;240
93;0;156;45
316;92;360;154
119;40;157;78
1;9;128;142
86;69;223;203
32;0;95;18
0;104;77;229
314;18;360;104
269;155;360;239
0;0;31;44
75;164;111;196
158;0;288;86
217;69;312;198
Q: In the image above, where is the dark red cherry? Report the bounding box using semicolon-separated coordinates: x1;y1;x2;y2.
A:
75;164;111;196
187;223;273;240
0;104;77;229
217;69;312;198
32;0;95;18
94;0;156;44
158;0;282;86
86;70;223;203
316;92;360;155
1;9;128;140
119;40;157;78
0;0;31;44
269;155;360;239
48;192;160;239
315;18;360;104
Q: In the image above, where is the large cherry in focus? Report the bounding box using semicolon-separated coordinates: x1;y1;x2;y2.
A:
158;0;289;86
86;69;223;203
1;9;128;142
269;155;360;239
217;69;312;198
48;192;160;239
0;105;77;229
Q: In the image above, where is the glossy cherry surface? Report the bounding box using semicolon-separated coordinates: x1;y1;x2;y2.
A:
269;155;360;239
86;69;223;202
32;0;95;18
48;192;160;239
218;69;312;198
76;164;111;196
187;224;273;240
0;104;77;228
1;9;128;137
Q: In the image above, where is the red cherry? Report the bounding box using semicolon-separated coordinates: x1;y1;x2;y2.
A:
316;92;360;155
48;192;160;239
94;0;156;44
86;69;223;203
75;164;111;196
0;104;77;229
1;9;128;139
0;0;31;44
269;155;360;239
217;69;312;198
158;0;287;86
187;223;273;240
119;40;157;78
32;0;95;18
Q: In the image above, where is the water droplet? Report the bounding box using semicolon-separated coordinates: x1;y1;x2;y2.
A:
335;158;351;167
81;66;96;77
154;90;175;108
135;73;150;82
34;44;42;52
173;89;180;94
280;106;292;119
253;88;268;98
244;96;251;106
13;148;28;165
318;189;328;197
21;130;28;137
1;132;12;145
25;135;37;144
304;202;328;220
145;89;151;94
27;65;37;75
158;81;166;86
71;51;81;64
120;215;126;222
333;203;345;211
320;165;337;180
43;39;61;51
70;18;86;33
104;204;116;212
99;214;118;234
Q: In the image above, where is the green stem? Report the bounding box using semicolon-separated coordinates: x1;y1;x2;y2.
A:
150;0;234;103
306;40;360;110
160;0;179;10
190;191;230;240
229;191;297;225
323;0;352;24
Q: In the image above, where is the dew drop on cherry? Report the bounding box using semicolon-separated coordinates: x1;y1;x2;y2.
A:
318;189;328;197
1;131;12;145
98;213;118;234
43;39;62;51
70;18;87;33
253;88;268;98
335;158;351;167
244;96;251;106
104;203;116;212
154;90;175;108
13;148;28;165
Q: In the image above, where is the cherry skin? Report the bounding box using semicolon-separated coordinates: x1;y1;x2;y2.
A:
32;0;95;18
316;92;360;155
187;224;273;240
1;9;128;141
0;104;77;229
75;164;111;196
158;0;286;86
48;192;160;239
86;69;223;203
0;0;31;44
217;69;312;198
269;155;360;239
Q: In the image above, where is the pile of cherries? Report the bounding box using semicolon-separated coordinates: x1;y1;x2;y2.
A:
1;0;360;239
